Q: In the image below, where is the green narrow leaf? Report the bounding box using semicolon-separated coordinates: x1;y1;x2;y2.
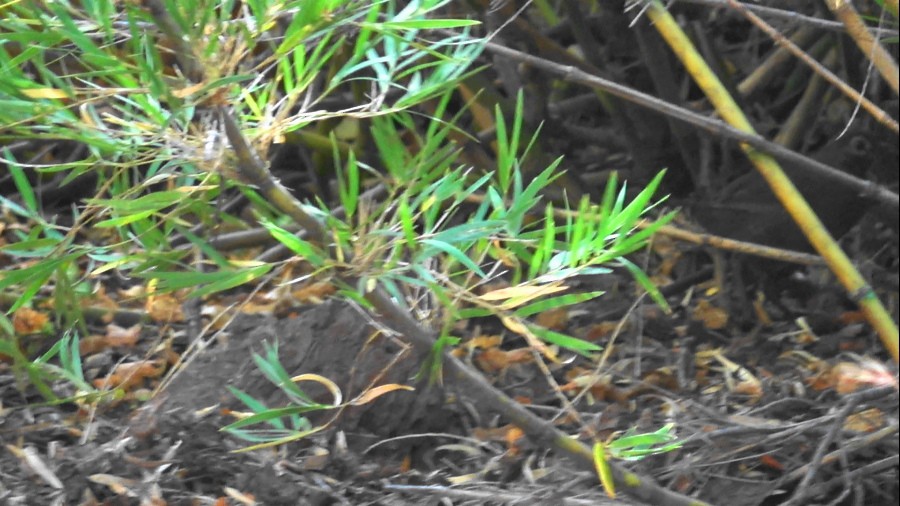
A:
618;257;670;313
188;264;272;299
260;220;325;265
337;148;359;220
94;209;156;228
1;257;69;313
4;154;37;212
528;326;602;355
514;291;605;318
420;239;485;278
227;386;285;429
380;19;481;30
398;198;418;250
222;404;329;432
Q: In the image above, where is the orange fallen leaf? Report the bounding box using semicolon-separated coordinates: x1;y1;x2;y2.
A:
468;334;503;349
535;307;568;331
83;285;120;323
759;454;783;471
585;321;622;341
80;324;142;355
475;347;533;373
473;424;518;443
838;310;867;325
291;281;337;303
560;372;628;403
505;426;525;455
146;293;184;323
752;293;773;327
400;454;412;473
692;299;728;330
697;348;762;402
94;360;166;390
832;360;897;394
12;307;49;335
79;335;109;355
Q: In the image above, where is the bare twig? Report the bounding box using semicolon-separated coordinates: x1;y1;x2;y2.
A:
676;0;899;38
727;0;898;133
783;397;859;505
479;41;899;211
824;0;900;95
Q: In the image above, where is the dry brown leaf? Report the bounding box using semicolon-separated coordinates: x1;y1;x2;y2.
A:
731;377;764;400
12;307;49;335
468;334;503;350
473;424;518;442
85;285;120;323
79;334;110;355
838;310;867;325
171;81;206;98
759;454;784;471
752;292;773;327
844;408;885;433
146;293;184;323
237;300;276;314
560;371;628;403
301;447;330;471
105;323;141;346
585;321;623;341
697;348;762;402
88;474;138;495
475;347;533;373
80;324;142;356
118;284;146;299
291;281;337;303
505;426;525;455
535;307;568;331
634;368;680;393
831;360;897;394
691;299;728;330
650;234;681;278
94;360;166;390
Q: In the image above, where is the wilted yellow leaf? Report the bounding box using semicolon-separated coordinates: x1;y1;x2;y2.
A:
171;82;206;98
593;441;616;498
351;384;414;405
844;408;885;433
500;316;557;362
480;283;568;303
291;373;342;406
21;88;69;99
